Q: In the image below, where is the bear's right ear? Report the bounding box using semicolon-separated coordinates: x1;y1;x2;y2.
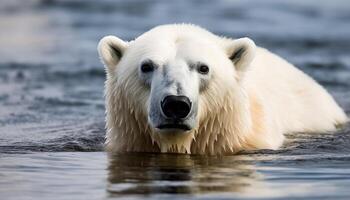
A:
98;35;128;74
225;37;256;76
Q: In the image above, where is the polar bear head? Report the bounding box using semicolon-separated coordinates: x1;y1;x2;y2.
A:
98;24;256;153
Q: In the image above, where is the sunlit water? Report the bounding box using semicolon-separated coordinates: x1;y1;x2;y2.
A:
0;0;350;199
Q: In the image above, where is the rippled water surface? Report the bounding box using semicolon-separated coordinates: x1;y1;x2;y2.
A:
0;0;350;199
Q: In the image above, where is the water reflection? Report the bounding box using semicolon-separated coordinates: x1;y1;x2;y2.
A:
107;153;264;197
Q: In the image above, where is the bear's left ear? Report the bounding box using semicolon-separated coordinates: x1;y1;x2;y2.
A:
98;35;128;74
225;37;256;74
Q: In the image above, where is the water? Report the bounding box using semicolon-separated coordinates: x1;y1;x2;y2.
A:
0;0;350;199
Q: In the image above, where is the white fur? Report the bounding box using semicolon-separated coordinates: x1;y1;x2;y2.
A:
98;24;348;155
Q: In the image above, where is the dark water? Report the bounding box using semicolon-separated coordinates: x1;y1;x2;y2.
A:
0;0;350;199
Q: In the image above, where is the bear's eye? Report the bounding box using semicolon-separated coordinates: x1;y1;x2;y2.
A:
198;64;209;74
140;62;155;73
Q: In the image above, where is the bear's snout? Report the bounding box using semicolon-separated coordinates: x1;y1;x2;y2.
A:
161;95;192;120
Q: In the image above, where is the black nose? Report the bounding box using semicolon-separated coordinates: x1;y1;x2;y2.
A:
161;95;192;119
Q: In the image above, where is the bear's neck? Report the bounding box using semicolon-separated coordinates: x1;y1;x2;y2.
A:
189;88;255;154
105;81;258;155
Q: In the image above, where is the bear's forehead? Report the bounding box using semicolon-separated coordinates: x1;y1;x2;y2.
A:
128;35;222;63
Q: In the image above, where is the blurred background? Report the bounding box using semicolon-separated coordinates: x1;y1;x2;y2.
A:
0;0;350;199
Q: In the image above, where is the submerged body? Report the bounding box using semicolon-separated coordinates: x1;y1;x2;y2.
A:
98;24;347;155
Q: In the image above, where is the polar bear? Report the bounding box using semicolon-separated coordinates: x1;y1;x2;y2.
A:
98;24;347;155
